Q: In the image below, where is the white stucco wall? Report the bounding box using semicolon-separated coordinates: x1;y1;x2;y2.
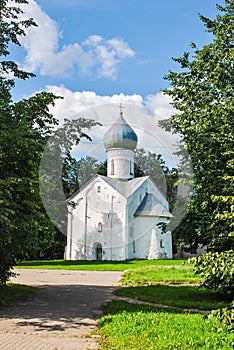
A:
129;216;172;259
66;176;173;261
67;177;127;261
125;179;172;260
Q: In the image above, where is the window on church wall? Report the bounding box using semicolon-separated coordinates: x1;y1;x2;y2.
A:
130;161;133;175
97;222;103;232
111;160;114;175
97;186;101;193
160;239;164;248
133;240;136;253
129;226;134;238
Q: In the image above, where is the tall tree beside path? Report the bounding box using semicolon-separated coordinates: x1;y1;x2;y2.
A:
161;0;234;251
0;0;98;283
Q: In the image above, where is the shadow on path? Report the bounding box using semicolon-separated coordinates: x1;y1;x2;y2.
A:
0;270;122;350
0;284;116;330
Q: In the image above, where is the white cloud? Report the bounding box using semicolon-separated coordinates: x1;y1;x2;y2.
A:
46;85;143;123
45;86;179;167
145;92;176;120
107;38;135;59
18;0;135;79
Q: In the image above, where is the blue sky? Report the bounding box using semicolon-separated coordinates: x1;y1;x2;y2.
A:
11;0;224;166
12;0;224;100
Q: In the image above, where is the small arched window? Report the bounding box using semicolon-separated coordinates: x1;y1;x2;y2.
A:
97;186;101;193
160;239;164;248
97;222;103;232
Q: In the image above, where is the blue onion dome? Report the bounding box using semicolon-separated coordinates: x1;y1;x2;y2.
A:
104;113;138;150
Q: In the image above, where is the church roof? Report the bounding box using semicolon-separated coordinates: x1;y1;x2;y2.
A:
134;193;173;218
103;113;138;150
67;174;149;202
98;175;148;198
67;175;172;219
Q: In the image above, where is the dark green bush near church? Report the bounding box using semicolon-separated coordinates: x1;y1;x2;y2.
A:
207;301;234;333
189;250;234;338
189;250;234;294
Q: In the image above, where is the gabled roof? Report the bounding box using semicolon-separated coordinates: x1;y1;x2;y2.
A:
67;174;149;202
134;193;173;218
98;175;149;198
67;174;101;202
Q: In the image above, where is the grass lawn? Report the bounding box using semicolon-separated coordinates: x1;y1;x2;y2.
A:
0;283;38;307
97;300;233;350
120;265;201;285
15;259;186;271
114;285;232;310
96;262;233;349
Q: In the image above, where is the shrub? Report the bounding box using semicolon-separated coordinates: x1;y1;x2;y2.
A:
207;301;234;333
188;250;234;293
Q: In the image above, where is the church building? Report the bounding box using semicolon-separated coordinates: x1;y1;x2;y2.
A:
66;108;173;260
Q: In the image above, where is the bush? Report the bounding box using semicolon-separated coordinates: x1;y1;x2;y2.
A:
207;301;234;333
188;250;234;293
189;250;234;344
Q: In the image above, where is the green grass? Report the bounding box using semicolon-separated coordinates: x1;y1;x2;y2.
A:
97;300;233;350
0;283;38;307
15;259;186;271
114;285;232;310
120;265;201;285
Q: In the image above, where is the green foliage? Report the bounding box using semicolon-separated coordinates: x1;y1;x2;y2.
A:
98;300;233;349
62;152;79;197
207;301;234;333
76;155;105;189
189;250;234;293
134;147;178;210
161;0;234;251
0;0;100;283
0;0;36;81
212;172;234;236
0;86;61;282
62;155;107;197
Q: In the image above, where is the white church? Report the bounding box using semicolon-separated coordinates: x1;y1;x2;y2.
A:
66;108;173;261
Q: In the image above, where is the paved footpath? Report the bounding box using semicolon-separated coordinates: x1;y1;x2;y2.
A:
0;269;122;350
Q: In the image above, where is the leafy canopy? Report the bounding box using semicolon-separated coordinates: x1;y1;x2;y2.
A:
0;0;99;283
162;0;234;251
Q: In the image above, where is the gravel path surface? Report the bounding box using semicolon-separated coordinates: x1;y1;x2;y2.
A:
0;269;122;350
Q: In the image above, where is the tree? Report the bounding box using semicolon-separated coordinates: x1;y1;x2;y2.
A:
62;155;107;196
134;148;178;211
161;0;234;251
0;0;99;282
77;155;104;189
62;152;79;198
0;0;36;81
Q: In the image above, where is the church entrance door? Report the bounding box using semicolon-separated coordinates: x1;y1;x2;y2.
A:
93;242;102;260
